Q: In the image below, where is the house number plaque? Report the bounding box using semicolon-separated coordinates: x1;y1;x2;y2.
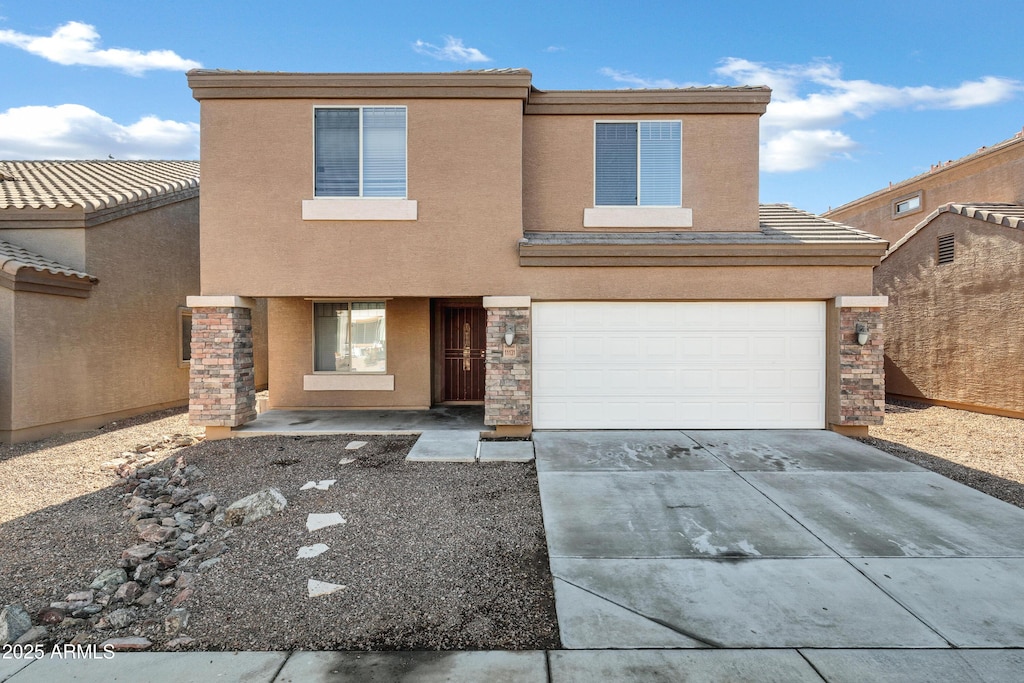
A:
502;345;518;359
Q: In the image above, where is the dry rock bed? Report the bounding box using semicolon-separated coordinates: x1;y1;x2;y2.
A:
0;413;559;652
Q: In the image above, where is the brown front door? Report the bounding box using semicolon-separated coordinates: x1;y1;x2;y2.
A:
441;305;486;402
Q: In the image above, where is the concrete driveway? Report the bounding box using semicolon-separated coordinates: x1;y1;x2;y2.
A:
534;429;1024;680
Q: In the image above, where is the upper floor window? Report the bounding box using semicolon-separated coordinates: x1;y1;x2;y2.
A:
595;121;681;207
315;107;407;198
892;192;922;218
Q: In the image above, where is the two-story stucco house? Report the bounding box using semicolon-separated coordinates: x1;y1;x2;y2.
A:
185;69;888;438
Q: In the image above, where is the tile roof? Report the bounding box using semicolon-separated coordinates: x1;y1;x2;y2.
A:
885;202;1024;259
0;239;97;282
522;204;885;246
0;160;199;212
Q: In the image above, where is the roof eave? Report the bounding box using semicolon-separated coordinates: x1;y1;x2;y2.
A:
0;263;97;298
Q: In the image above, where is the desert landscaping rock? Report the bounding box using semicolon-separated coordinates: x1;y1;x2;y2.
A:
338;457;356;465
101;636;153;651
89;568;128;592
305;512;346;532
300;479;336;491
223;487;288;527
345;441;367;450
307;579;346;598
164;608;189;635
13;626;47;645
0;604;31;646
0;411;560;651
297;543;330;559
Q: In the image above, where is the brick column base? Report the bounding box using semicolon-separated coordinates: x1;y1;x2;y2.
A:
836;305;886;428
483;297;532;430
188;304;256;428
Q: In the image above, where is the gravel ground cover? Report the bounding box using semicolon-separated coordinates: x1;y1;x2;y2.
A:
0;409;559;651
859;399;1024;509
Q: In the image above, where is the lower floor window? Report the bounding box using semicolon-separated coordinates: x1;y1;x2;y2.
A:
313;301;386;373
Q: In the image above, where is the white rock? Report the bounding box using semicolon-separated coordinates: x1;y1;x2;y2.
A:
306;512;346;532
297;543;329;559
338;458;357;465
300;481;316;491
307;579;345;597
345;441;367;450
301;479;336;491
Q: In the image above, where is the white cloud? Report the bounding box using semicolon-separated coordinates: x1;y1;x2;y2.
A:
0;21;200;75
0;104;199;159
544;46;566;53
412;36;490;63
713;58;1023;172
598;67;692;90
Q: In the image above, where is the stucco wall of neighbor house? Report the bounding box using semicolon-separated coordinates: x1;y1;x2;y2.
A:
523;113;760;232
826;135;1024;245
4;199;199;441
267;297;431;410
876;212;1024;416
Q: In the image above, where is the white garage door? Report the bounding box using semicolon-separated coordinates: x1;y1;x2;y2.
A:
532;301;825;429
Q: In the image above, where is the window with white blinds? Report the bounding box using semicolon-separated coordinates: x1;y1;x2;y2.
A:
595;121;681;207
315;107;407;198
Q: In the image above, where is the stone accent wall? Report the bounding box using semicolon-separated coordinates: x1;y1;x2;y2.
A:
837;306;885;426
484;306;531;426
189;307;256;427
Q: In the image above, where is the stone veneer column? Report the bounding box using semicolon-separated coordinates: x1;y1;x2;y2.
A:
186;296;257;432
482;296;532;435
832;296;888;433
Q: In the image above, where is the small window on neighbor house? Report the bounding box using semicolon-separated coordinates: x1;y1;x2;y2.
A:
937;234;955;264
313;302;387;373
595;121;681;206
894;194;921;216
314;107;407;198
178;308;192;365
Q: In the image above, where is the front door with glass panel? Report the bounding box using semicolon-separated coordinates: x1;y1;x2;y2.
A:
441;305;485;402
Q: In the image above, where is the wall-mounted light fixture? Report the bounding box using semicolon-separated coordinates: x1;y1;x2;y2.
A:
855;322;869;345
504;322;516;346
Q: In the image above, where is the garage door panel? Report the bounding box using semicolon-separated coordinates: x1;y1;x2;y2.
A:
532;302;825;430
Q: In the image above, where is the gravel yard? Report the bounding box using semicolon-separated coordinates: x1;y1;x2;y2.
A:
860;399;1024;509
0;408;559;651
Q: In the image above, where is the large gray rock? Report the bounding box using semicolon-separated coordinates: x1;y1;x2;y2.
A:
223;488;287;527
0;604;31;646
90;568;128;592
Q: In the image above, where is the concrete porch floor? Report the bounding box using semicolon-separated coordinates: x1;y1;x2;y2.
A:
229;406;535;463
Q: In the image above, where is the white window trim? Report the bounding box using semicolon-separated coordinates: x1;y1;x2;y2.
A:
592;120;684;209
310;300;390;378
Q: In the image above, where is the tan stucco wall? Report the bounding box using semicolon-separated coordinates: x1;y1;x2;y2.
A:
523;114;760;232
875;213;1024;415
2;199;200;441
0;228;87;271
267;297;431;409
826;137;1024;245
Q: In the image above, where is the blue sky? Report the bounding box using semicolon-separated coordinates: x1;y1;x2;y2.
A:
1;0;1021;213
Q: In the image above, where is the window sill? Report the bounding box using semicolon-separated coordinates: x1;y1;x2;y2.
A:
584;207;693;229
303;374;395;391
302;199;417;221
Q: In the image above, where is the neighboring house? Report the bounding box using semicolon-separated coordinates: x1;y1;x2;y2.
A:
0;160;267;443
826;129;1024;418
874;203;1024;417
185;69;887;438
825;128;1024;245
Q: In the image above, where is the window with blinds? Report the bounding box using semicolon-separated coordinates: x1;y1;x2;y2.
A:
595;121;681;206
315;107;407;198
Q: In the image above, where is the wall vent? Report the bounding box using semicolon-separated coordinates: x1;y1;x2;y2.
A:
937;233;955;264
